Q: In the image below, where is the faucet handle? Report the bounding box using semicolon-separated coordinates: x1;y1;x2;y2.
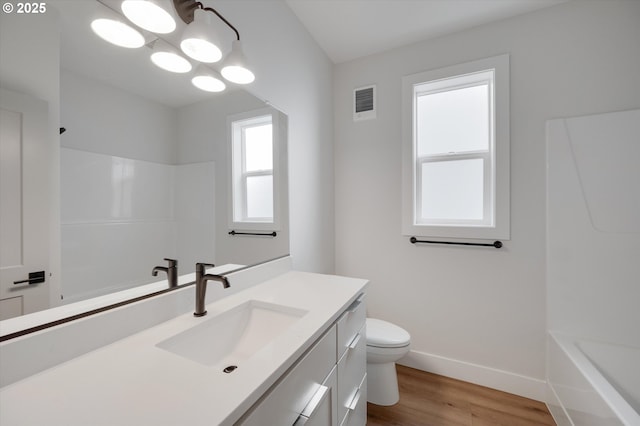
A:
163;258;178;268
195;262;216;274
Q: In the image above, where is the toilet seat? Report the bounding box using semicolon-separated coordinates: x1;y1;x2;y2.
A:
366;318;410;348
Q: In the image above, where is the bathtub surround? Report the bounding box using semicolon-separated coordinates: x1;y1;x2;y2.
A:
547;109;640;347
548;333;640;425
546;109;640;425
60;147;215;303
334;0;640;402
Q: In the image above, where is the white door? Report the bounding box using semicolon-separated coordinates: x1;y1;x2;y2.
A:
0;88;51;320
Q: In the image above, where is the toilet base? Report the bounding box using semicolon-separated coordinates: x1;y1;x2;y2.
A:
366;362;400;406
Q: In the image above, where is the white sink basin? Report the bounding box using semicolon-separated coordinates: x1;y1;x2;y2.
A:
156;300;307;368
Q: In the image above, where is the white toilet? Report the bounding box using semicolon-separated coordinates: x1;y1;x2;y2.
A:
366;318;411;406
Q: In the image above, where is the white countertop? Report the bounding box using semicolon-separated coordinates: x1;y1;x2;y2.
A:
0;271;367;425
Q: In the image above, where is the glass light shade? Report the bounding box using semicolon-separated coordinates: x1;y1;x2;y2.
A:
221;40;255;84
150;41;192;73
91;18;145;48
192;74;226;92
121;0;176;34
180;9;222;63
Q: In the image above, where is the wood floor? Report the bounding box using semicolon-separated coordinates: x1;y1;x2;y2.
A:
367;365;556;426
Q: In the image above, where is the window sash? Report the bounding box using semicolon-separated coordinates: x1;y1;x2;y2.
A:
241;123;273;175
413;70;495;228
415;80;493;157
401;54;509;240
241;169;273;221
415;151;493;226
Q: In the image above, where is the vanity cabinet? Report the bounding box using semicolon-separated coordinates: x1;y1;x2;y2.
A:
238;293;366;426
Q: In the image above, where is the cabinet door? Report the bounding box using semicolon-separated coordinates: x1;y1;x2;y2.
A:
294;366;337;426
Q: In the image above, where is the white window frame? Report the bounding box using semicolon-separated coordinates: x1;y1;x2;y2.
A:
402;54;510;240
228;107;284;232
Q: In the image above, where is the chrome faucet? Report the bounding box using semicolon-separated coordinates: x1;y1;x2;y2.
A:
194;262;230;317
152;258;178;288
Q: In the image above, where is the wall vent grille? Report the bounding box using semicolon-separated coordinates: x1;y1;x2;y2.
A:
354;85;376;121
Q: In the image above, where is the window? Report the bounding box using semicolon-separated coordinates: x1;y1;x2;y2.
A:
229;107;285;231
402;55;510;240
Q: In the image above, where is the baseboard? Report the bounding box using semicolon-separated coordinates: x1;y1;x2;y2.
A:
398;349;548;402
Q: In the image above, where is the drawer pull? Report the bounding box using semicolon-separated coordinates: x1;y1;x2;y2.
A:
347;388;361;411
348;333;361;350
347;294;364;313
293;384;329;425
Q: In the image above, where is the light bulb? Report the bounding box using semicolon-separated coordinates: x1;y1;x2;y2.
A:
221;66;255;85
150;41;192;73
192;75;226;92
91;18;145;48
121;0;176;34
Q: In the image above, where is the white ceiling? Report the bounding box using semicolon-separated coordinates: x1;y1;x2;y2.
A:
286;0;568;64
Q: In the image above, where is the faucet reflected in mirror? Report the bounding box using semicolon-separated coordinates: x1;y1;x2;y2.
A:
194;263;231;317
151;258;178;288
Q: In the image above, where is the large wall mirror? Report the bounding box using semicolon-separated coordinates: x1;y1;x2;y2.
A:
0;0;289;329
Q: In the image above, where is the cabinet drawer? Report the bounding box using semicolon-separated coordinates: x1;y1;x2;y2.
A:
339;374;367;426
293;366;337;426
239;325;337;426
337;324;366;423
337;294;366;359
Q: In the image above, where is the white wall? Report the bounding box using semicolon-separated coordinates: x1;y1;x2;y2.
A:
61;69;178;164
211;0;335;273
176;90;289;265
334;0;640;400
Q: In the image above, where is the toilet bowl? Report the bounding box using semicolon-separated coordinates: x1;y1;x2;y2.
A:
366;318;411;406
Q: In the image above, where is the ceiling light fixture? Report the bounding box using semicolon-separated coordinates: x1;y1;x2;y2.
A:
173;0;255;84
121;0;177;34
90;0;256;94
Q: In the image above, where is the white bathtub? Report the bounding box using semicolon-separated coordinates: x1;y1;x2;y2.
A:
547;332;640;426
